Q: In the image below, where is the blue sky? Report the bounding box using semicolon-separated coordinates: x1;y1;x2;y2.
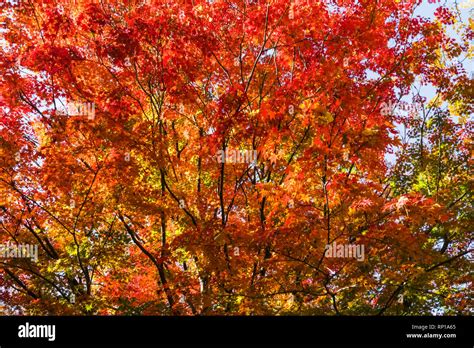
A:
383;0;473;165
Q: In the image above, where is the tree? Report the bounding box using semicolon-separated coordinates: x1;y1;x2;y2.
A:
0;0;472;315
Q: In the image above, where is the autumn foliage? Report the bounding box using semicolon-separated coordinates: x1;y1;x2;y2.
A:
0;0;472;315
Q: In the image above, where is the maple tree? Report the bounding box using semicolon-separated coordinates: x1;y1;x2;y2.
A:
0;0;472;315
